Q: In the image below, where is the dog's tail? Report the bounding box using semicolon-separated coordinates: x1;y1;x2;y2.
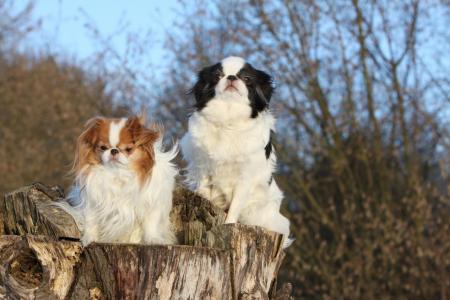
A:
283;235;295;249
50;186;85;232
149;137;179;245
154;137;179;166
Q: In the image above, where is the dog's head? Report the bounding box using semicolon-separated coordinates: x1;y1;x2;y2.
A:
72;116;159;183
192;56;274;119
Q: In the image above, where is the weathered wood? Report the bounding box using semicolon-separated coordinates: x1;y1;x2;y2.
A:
67;224;285;300
206;224;286;300
0;235;82;299
0;183;80;240
0;183;292;299
0;211;4;235
171;187;226;245
0;184;223;244
69;244;232;300
272;283;294;300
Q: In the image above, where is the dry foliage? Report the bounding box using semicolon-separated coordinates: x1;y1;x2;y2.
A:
0;2;130;197
0;1;129;195
0;54;128;195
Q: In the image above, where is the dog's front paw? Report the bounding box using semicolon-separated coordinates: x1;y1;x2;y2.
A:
282;235;295;249
81;235;95;246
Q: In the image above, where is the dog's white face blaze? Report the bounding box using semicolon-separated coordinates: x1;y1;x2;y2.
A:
215;56;248;97
108;119;124;146
101;118;129;165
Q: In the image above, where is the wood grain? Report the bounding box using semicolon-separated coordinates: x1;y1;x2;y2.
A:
0;183;292;299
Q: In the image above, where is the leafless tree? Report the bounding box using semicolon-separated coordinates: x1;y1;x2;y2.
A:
156;0;450;298
0;1;127;195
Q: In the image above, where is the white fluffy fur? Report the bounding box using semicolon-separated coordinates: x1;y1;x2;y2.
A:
181;57;292;248
64;138;178;246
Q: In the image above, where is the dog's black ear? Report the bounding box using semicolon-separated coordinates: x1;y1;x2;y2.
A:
246;65;274;117
191;63;222;111
191;67;209;103
254;69;274;105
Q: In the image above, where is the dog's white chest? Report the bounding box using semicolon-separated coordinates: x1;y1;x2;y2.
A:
187;112;272;161
182;111;276;209
84;166;143;241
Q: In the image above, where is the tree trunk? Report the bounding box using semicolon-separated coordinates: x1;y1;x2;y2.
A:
0;183;292;299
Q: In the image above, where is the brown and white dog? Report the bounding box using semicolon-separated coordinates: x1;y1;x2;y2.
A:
61;116;177;246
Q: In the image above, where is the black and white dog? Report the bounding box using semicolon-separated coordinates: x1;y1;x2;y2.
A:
181;56;292;248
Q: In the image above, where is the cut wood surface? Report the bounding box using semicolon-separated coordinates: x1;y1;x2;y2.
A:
0;183;292;299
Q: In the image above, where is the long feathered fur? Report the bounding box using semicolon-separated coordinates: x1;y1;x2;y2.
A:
57;120;178;246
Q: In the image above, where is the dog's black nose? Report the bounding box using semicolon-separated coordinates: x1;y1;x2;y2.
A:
227;75;237;81
111;148;119;155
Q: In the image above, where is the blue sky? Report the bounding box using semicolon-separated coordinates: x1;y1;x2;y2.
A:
23;0;178;64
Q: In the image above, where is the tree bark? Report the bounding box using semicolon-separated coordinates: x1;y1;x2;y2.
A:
1;183;80;240
0;235;82;299
205;224;286;300
0;183;292;299
68;244;232;300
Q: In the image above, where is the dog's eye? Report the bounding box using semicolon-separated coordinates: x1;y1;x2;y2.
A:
242;76;251;83
214;70;223;81
99;145;108;151
125;147;133;153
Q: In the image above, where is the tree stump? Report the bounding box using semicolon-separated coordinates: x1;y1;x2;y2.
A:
1;183;79;240
0;183;292;299
0;235;81;299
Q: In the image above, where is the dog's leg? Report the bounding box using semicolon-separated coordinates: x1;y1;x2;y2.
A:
225;183;251;224
195;175;213;200
142;209;175;245
142;210;162;244
82;209;99;245
240;201;293;248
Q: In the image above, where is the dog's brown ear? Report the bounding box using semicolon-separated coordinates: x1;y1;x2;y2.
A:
72;117;104;175
127;117;160;184
126;116;141;137
81;118;104;145
136;108;147;125
136;125;159;149
126;116;159;145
